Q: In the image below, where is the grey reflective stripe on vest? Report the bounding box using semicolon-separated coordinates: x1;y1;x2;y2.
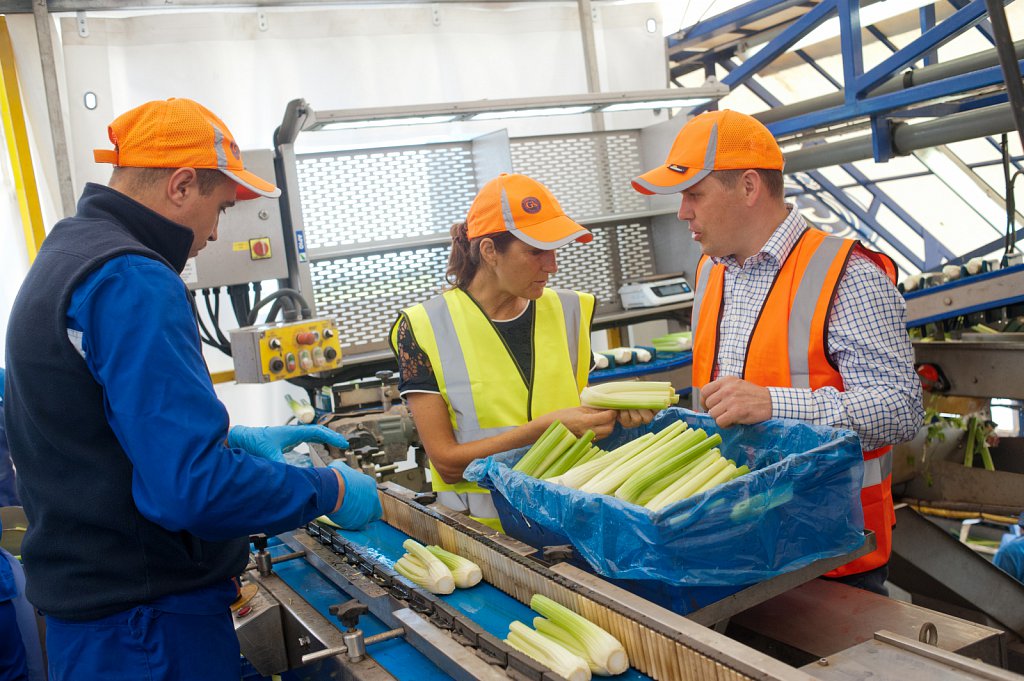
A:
787;235;846;389
691;261;713;414
692;259;713;332
555;289;582;375
436;490;500;519
863;450;893;488
422;296;480;435
454;425;515;444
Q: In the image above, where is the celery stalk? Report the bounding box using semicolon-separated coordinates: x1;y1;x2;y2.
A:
582;426;703;496
542;430;596;479
514;422;573;475
693;461;737;495
647;454;730;511
615;431;722;504
531;432;578;479
644;450;720;510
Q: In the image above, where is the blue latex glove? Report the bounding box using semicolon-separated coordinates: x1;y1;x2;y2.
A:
326;460;382;530
227;425;349;463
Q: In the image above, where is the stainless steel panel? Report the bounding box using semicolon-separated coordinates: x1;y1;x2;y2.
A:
732;578;1006;666
913;341;1024;400
187;149;289;289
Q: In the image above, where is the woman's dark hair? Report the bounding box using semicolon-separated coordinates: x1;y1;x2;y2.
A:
445;222;518;288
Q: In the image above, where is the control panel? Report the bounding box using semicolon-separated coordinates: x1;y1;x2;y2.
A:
230;317;343;383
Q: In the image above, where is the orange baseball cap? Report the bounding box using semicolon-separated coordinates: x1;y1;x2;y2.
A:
632;109;784;195
93;98;280;201
467;173;592;249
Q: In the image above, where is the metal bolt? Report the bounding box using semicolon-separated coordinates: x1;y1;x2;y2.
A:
297;636;311;649
943;297;952;306
817;658;829;666
258;209;269;220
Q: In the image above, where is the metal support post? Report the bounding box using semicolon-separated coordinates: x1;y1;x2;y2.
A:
920;4;938;66
837;0;864;105
31;0;75;217
983;0;1024;152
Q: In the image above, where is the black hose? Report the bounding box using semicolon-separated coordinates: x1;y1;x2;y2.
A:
203;289;232;350
246;289;311;326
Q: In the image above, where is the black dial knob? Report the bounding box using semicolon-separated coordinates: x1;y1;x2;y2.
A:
324;347;338;361
269;357;285;373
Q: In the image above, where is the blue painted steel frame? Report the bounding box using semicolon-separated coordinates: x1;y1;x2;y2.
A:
720;57;957;271
673;0;1018;271
768;59;1023;137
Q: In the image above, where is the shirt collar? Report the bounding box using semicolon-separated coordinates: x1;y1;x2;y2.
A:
712;203;806;269
76;183;195;274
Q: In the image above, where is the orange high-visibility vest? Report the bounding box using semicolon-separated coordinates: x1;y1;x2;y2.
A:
692;228;898;576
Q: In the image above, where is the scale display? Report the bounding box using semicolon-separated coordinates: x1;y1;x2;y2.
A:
618;276;694;309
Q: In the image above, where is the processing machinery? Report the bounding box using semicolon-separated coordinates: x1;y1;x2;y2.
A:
233;479;1020;681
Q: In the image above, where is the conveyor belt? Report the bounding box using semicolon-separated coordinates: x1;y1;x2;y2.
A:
266;539;450;680
283;483;817;681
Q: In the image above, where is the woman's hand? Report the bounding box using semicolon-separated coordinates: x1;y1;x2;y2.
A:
546;407;618;439
616;408;656;429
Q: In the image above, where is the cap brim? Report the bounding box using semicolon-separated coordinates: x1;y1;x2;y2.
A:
222;168;281;200
511;215;593;250
631;165;711;195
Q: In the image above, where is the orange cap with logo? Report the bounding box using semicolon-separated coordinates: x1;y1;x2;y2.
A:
467;173;592;250
93;98;280;201
632;109;784;195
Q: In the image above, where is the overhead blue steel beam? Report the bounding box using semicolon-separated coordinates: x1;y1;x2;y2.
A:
794;171;926;268
767;59;1024;136
719;0;838;90
721;57;938;268
919;5;938;66
854;0;989;96
796;49;843;88
866;25;907;61
666;0;815;47
838;0;865;105
948;0;996;44
838;162;957;266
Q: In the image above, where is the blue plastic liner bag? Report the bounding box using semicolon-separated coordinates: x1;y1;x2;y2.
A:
464;408;865;603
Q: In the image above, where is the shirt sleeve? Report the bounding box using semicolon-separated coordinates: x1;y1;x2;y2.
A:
769;252;924;450
67;255;340;542
394;314;440;395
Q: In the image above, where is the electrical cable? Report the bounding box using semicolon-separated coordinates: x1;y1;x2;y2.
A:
189;290;231;355
1001;134;1022;260
203;288;232;353
246;289;311;326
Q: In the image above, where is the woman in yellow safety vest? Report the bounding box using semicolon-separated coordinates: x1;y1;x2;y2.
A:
389;173;649;530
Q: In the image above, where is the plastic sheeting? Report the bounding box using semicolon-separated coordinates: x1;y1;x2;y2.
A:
464;408;866;588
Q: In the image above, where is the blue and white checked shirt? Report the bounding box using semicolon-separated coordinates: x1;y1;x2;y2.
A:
709;205;924;450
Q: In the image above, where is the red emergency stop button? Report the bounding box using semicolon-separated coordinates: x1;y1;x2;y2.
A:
295;332;316;345
249;238;272;260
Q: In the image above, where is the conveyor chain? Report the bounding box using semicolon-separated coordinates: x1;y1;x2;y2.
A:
303;522;566;681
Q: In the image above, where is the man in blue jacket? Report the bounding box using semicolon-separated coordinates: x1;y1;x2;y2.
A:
3;98;382;680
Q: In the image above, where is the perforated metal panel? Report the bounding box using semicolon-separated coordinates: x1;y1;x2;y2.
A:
291;134;659;353
549;221;657;314
510;132;648;219
310;246;450;350
296;145;477;249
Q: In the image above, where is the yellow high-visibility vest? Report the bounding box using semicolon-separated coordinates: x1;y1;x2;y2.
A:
392;287;594;530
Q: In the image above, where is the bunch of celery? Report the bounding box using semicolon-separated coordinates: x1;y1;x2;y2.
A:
580;381;679;410
504;595;630;679
394;539;483;593
650;332;692;353
513;421;605;479
546;421;749;510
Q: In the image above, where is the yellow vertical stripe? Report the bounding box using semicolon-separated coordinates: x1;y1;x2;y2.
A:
0;16;46;263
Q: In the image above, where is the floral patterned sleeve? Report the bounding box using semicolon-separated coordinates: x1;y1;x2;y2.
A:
394;314;440;394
